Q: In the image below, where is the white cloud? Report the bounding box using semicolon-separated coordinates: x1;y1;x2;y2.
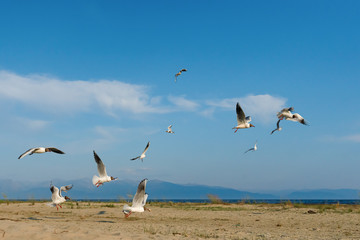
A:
322;134;360;143
0;70;198;115
0;71;285;123
206;94;287;123
16;117;50;131
342;134;360;142
92;126;128;146
167;95;199;111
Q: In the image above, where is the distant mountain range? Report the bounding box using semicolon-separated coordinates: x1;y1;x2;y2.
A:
0;178;359;200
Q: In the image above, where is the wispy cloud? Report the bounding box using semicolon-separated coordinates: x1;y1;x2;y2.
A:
0;70;198;116
16;117;50;131
342;134;360;142
206;94;287;123
167;95;199;111
94;126;127;140
321;134;360;143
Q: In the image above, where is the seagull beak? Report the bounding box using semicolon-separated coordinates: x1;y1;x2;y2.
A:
250;124;255;127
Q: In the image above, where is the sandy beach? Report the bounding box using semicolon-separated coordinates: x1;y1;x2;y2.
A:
0;201;359;239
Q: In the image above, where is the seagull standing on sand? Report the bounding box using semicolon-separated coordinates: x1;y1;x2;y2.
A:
122;178;151;218
49;183;73;211
166;125;175;134
131;142;150;162
244;141;258;154
270;120;282;135
233;102;255;133
174;68;187;82
92;151;117;187
18;147;65;159
277;107;308;125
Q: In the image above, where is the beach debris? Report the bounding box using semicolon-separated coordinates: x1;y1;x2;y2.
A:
307;210;317;214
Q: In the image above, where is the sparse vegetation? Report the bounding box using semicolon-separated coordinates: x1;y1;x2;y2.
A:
207;194;223;204
143;225;158;235
1;193;9;205
101;204;116;208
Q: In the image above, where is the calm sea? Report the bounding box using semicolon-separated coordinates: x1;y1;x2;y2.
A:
72;199;360;205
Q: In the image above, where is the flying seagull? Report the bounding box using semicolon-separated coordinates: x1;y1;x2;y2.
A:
18;147;65;159
166;125;175;134
131;141;150;162
244;141;258;154
276;107;294;120
270;119;282;135
49;183;73;211
175;68;187;82
277;107;308;125
233;102;255;133
92;151;117;187
123;178;151;218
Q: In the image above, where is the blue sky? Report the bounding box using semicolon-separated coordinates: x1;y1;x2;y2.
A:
0;1;359;191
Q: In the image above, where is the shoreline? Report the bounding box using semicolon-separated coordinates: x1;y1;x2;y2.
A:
1;199;360;205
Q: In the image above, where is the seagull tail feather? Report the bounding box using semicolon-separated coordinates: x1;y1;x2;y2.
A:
92;175;100;186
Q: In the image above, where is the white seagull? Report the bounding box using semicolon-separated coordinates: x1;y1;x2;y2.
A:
277;107;294;120
270;119;282;135
166;125;175;134
233;102;255;133
244;141;258;154
92;151;117;187
131;141;150;162
18;147;65;159
277;107;308;125
123;178;151;218
49;183;73;211
175;68;187;82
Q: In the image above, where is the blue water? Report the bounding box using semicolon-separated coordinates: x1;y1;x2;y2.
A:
12;199;360;204
75;199;360;205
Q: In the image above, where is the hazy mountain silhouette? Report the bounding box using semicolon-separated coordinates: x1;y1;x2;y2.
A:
0;178;358;200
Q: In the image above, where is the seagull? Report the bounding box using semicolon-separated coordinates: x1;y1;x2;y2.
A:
166;125;175;134
277;107;294;120
92;151;118;187
18;147;65;159
277;107;308;125
244;141;257;154
123;178;151;218
270;119;282;135
131;141;150;162
233;102;255;133
174;68;187;82
49;183;73;211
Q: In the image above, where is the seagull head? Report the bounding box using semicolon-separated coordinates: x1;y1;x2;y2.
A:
250;124;255;128
278;127;282;131
64;196;71;201
111;176;118;181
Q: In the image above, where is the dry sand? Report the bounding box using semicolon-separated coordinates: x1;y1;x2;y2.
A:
0;201;359;239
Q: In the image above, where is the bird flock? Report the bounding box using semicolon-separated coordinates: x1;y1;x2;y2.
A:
16;68;308;218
